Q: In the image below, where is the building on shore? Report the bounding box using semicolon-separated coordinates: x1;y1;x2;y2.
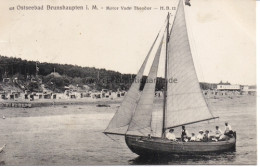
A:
9;91;21;100
101;89;112;98
2;78;11;83
0;91;7;100
241;85;256;95
202;81;256;98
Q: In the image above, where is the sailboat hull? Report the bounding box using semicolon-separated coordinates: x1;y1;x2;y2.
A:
125;135;236;156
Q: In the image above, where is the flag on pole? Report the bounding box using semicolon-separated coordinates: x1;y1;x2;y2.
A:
185;0;191;6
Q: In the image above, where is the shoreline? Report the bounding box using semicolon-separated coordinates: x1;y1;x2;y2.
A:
0;95;256;109
0;98;123;108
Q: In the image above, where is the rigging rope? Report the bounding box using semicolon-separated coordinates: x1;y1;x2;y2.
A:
127;119;151;135
104;133;125;147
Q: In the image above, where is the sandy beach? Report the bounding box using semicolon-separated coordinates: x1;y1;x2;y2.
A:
0;95;256;165
0;97;123;108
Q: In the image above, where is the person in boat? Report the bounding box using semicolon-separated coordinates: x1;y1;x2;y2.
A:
215;126;223;138
196;130;204;141
224;122;233;137
208;126;223;141
190;133;196;141
148;129;154;139
203;130;210;142
166;129;177;141
181;126;189;142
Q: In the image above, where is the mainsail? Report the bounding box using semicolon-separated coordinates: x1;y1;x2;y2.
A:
104;33;160;135
104;0;218;137
127;35;165;136
165;0;217;130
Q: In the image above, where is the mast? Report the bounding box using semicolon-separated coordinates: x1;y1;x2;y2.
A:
162;12;170;137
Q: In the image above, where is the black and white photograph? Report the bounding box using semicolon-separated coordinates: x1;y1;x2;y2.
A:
0;0;257;165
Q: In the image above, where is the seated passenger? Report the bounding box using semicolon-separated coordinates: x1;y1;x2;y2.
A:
181;126;189;142
215;126;223;138
190;133;196;141
166;129;176;141
203;130;210;142
196;130;204;141
224;122;233;135
224;122;232;132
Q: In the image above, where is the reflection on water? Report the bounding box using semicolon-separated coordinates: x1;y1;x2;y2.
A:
129;151;237;165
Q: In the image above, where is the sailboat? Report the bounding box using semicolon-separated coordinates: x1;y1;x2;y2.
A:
104;0;236;156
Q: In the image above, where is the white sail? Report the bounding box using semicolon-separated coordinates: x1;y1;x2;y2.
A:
104;34;160;134
127;35;164;136
165;0;215;129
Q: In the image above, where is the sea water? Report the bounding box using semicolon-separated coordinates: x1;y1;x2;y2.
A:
0;96;256;165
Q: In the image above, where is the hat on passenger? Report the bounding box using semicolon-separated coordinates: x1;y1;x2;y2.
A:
199;130;203;133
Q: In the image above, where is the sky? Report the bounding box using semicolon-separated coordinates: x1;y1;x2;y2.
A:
0;0;256;85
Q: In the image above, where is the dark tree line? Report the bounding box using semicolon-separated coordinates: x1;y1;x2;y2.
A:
0;55;166;91
0;55;214;92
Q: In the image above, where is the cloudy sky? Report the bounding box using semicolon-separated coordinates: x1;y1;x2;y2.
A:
0;0;256;85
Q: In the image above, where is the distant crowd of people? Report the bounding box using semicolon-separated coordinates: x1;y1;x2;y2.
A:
165;122;234;142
